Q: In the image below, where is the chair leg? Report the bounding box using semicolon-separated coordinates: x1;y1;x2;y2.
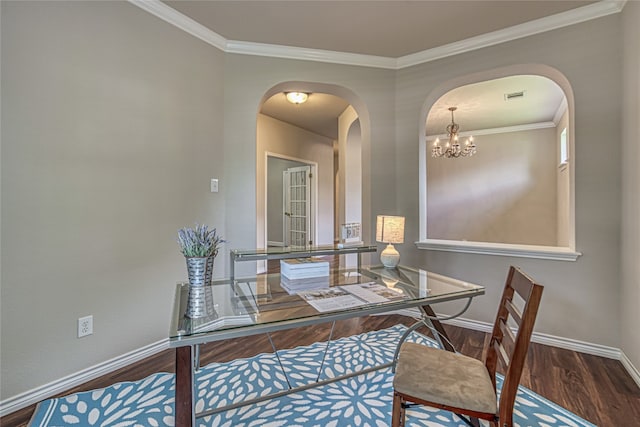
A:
391;392;405;427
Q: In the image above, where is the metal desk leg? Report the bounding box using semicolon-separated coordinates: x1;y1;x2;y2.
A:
230;253;235;283
392;304;457;372
419;304;455;352
176;346;195;427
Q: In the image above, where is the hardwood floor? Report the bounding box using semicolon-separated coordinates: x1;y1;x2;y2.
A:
3;257;640;426
2;315;639;426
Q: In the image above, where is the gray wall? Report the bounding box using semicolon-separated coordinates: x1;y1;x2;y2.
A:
1;1;225;399
427;127;557;245
621;0;640;374
397;14;622;347
257;113;335;247
267;156;306;245
222;54;396;277
1;0;638;406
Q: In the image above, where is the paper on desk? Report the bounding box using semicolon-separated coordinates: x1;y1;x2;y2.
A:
341;282;406;303
296;282;407;313
297;288;366;312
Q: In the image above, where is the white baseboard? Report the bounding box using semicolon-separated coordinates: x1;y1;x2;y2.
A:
443;316;640;387
380;312;639;386
443;316;623;359
620;351;640;389
3;316;639;419
267;241;285;247
0;338;169;418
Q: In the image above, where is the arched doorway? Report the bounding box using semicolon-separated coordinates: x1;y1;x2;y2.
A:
256;82;371;268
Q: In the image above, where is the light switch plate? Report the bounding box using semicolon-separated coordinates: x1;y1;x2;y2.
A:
210;179;219;193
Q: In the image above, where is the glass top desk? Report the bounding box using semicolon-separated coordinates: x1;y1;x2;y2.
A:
169;265;484;427
229;244;378;281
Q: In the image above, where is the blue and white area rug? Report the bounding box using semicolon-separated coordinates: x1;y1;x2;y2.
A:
30;325;594;427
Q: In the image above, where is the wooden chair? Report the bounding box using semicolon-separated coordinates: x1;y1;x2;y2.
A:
391;266;544;427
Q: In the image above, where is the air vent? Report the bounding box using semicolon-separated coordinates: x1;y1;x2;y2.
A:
504;91;525;101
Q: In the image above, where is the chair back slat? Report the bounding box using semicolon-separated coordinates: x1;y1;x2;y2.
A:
485;266;544;426
493;339;510;371
498;318;516;355
504;300;522;326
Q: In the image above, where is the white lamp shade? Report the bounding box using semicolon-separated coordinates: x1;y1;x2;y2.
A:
376;215;405;244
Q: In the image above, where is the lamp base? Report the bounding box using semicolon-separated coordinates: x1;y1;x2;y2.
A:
380;243;400;268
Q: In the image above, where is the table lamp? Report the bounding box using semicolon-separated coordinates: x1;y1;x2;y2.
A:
376;215;405;268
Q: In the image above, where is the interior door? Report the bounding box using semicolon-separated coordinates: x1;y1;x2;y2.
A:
283;165;312;247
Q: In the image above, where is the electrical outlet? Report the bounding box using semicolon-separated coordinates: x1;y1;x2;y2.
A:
78;315;93;338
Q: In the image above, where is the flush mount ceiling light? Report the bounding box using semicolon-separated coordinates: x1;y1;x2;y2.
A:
431;107;477;158
285;92;309;104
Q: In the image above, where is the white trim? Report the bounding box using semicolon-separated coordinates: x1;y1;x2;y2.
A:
225;40;397;69
444;317;623;359
393;313;639;383
267;240;285;247
128;0;625;70
397;1;625;69
0;338;168;418
128;0;226;50
264;151;319;248
553;97;569;126
427;121;556;141
3;319;639;418
416;239;581;261
620;351;640;389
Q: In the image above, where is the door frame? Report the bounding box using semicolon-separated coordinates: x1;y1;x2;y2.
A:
264;151;318;249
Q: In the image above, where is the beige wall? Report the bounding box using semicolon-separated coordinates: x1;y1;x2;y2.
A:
256;113;335;247
427;127;557;245
1;1;225;400
222;55;395;279
397;14;622;347
557;109;571;246
1;0;638;408
621;0;640;374
337;106;362;224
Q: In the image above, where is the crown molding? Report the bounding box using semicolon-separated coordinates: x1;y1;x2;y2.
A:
129;0;626;70
427;121;556;141
128;0;226;50
225;40;396;69
397;0;626;69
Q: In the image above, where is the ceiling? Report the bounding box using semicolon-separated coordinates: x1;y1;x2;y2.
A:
164;1;598;58
261;93;350;140
427;75;565;136
161;0;597;138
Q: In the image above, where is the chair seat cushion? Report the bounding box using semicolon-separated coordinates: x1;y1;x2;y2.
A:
393;342;498;415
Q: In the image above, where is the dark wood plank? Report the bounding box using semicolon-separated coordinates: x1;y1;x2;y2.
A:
2;318;640;426
3;257;640;427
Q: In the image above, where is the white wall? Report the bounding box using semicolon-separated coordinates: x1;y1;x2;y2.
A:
256;113;335;247
397;14;622;347
427;127;557;245
621;0;640;374
1;2;225;400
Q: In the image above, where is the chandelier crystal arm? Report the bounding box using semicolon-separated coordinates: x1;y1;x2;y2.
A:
431;106;476;158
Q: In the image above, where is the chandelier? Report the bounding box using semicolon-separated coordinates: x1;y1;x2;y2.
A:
431;107;477;158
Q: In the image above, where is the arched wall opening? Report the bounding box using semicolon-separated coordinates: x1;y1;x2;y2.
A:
256;81;372;262
417;64;580;261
